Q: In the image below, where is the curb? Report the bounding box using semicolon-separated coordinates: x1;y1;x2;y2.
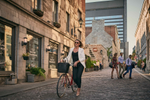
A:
134;69;150;81
0;81;57;97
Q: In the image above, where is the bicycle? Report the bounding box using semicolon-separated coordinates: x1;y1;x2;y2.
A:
56;73;78;98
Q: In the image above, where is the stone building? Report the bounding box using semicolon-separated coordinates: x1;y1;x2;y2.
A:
0;0;85;84
135;0;150;73
85;20;120;61
84;44;108;68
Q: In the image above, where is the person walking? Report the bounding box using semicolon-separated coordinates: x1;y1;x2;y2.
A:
111;53;119;79
123;55;133;79
118;53;125;79
141;61;145;72
60;39;85;96
96;60;100;70
99;61;103;70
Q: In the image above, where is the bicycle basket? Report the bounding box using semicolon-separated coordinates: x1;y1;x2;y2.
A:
57;63;70;73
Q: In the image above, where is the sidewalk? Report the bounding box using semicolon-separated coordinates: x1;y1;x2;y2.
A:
0;78;58;97
134;67;150;81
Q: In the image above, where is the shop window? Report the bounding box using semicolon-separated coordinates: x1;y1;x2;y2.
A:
26;34;41;68
66;12;70;32
0;23;13;71
32;0;42;10
53;0;58;22
63;46;69;58
49;41;58;69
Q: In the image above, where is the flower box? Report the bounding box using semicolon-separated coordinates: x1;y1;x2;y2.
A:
23;56;29;60
53;22;61;28
33;9;44;17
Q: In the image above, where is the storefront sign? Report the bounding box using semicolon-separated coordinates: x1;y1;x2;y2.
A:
93;48;98;52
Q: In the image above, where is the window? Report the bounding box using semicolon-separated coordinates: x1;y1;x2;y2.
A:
141;32;146;48
32;0;42;10
63;46;69;58
78;10;82;20
78;30;81;40
53;0;58;22
49;41;58;69
0;23;13;71
66;12;70;32
26;34;41;68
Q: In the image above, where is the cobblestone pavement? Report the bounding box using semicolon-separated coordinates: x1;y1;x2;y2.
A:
0;68;150;100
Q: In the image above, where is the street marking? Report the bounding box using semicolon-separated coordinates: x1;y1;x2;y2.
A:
134;69;150;81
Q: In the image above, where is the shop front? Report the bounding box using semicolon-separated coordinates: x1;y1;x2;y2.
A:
0;22;16;84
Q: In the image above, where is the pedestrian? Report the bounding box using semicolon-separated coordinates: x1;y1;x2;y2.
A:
96;60;100;70
99;61;103;70
111;53;119;79
141;61;145;72
123;55;133;79
60;39;85;96
118;53;125;79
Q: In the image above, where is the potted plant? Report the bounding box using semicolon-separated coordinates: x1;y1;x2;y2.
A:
53;22;61;28
22;53;29;60
27;67;46;82
33;9;44;17
85;57;92;72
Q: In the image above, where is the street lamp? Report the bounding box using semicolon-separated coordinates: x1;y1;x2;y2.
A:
46;45;51;52
100;50;103;55
74;17;83;33
22;37;27;46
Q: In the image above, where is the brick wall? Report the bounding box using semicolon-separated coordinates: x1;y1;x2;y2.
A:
105;26;116;41
85;27;92;37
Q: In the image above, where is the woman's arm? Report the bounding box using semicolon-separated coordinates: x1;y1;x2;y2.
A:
79;49;85;62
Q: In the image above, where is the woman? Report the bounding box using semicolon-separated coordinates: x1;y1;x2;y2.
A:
111;53;119;79
141;61;145;72
61;39;85;96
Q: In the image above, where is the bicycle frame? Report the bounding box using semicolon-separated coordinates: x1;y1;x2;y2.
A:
60;74;73;86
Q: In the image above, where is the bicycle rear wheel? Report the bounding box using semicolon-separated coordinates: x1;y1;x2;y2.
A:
71;81;78;92
56;74;68;98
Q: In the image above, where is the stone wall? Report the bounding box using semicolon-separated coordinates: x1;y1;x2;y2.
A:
85;44;108;68
0;0;86;83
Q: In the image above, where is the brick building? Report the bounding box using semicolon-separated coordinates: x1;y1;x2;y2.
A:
0;0;85;84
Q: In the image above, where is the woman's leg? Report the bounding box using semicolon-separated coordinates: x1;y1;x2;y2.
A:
73;66;78;85
111;68;114;78
76;65;84;96
115;67;119;78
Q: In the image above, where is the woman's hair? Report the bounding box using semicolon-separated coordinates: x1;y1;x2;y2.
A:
114;53;117;57
75;39;83;48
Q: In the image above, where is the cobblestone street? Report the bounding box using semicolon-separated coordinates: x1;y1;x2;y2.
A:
0;68;150;100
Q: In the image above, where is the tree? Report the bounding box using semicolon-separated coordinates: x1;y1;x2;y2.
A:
131;50;136;60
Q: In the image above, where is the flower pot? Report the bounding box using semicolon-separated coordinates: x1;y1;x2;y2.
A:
23;56;29;60
33;9;44;17
53;22;61;28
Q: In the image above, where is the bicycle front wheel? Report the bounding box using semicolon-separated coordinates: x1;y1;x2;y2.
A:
56;74;67;98
71;81;78;92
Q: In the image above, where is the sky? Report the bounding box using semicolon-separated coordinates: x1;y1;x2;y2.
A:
85;0;144;54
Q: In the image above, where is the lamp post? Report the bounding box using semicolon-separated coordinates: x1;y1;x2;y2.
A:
74;17;83;37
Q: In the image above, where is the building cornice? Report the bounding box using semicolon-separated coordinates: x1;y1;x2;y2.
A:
5;0;77;41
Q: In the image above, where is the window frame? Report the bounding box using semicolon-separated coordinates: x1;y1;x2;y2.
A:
53;0;58;22
66;12;70;33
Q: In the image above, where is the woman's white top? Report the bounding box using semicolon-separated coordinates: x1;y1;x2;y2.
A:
64;47;86;68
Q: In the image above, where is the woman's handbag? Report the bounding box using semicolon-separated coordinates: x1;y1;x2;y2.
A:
109;62;113;68
57;59;70;73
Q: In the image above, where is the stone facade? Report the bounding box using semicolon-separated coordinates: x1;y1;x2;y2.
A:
0;0;85;84
135;0;150;73
86;20;113;48
85;20;120;60
84;44;108;68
